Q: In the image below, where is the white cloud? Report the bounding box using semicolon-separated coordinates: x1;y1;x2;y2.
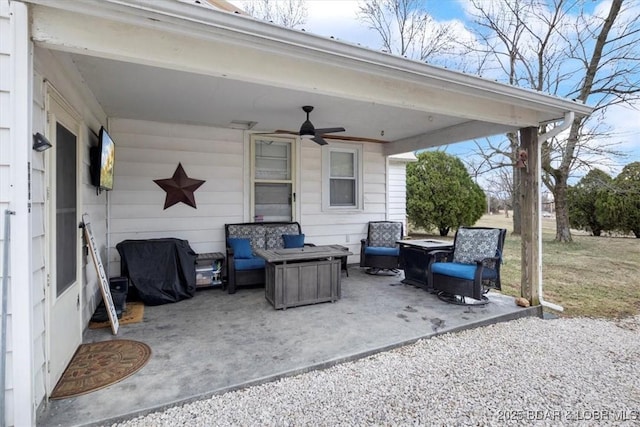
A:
302;1;378;48
600;104;640;164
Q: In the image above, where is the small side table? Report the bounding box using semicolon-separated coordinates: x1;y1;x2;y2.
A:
396;239;453;290
195;252;225;289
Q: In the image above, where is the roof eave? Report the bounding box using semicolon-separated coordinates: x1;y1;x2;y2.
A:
22;0;594;119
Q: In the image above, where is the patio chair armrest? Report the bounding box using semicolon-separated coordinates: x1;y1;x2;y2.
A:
429;249;454;263
474;256;500;269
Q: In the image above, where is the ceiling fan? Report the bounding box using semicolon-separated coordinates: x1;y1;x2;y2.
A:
255;105;388;144
296;105;346;146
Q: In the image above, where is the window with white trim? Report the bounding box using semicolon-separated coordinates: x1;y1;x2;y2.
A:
322;143;363;210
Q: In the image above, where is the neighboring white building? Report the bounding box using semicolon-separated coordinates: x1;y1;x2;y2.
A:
0;0;591;424
388;152;417;235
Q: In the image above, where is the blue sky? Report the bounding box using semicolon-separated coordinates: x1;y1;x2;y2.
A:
231;0;640;178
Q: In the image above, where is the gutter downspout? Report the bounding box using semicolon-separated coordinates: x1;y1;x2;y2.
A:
536;111;574;312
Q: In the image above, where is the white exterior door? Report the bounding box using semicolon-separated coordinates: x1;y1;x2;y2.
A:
46;90;83;392
251;136;296;222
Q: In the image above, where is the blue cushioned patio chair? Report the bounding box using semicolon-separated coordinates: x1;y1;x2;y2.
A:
428;227;506;305
359;221;403;275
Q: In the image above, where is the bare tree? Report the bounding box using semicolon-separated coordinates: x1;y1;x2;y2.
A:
469;131;524;232
239;0;307;29
469;134;520;222
464;0;639;241
494;166;515;217
357;0;457;61
544;0;638;241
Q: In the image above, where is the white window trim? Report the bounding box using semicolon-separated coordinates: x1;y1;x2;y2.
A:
322;142;364;211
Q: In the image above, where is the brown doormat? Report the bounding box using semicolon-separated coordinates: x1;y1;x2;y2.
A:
50;339;151;400
89;301;144;329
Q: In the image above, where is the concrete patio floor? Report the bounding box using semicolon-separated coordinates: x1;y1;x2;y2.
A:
37;267;541;427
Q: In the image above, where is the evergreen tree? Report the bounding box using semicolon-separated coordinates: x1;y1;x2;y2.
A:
567;169;613;236
407;151;486;236
600;162;640;238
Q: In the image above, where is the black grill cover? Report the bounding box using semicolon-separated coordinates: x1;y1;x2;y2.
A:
116;238;196;305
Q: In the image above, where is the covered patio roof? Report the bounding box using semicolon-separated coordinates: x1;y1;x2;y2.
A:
27;0;592;155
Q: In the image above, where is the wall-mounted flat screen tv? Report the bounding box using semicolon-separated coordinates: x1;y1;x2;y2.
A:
90;126;115;191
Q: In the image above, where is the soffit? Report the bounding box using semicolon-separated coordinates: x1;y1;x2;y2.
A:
26;0;593;154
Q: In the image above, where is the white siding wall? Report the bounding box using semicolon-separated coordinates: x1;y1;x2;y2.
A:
299;140;389;262
0;1;14;424
388;160;409;236
108;119;392;268
30;70;47;417
107;119;246;275
0;0;10;248
33;47;109;327
30;47;107;416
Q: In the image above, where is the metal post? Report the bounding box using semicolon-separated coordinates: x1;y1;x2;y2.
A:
1;210;15;427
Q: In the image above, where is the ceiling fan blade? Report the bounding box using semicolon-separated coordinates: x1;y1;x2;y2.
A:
312;135;329;145
322;134;387;143
314;127;346;134
256;130;387;144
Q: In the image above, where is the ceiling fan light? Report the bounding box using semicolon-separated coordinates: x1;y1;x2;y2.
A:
300;133;314;140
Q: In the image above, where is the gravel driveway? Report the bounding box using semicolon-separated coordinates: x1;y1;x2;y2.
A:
112;315;640;426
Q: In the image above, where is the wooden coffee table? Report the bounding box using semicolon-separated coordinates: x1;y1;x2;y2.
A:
255;245;352;309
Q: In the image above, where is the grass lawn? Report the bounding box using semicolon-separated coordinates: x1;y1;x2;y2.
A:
409;213;640;319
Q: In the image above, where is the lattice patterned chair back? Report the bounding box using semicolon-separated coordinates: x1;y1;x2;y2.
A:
359;221;404;274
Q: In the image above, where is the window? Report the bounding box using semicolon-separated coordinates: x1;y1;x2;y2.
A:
55;122;77;296
322;143;363;210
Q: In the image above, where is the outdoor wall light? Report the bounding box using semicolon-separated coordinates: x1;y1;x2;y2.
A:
32;132;52;152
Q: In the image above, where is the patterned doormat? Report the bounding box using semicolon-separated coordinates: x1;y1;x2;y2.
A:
50;339;151;399
89;301;145;329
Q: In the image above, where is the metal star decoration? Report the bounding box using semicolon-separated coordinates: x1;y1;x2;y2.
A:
153;163;205;209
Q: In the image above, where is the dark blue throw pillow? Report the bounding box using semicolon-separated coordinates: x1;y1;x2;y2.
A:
283;234;305;248
227;238;253;259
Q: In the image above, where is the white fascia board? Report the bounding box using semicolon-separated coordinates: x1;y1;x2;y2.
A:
388;152;418;163
23;0;593;120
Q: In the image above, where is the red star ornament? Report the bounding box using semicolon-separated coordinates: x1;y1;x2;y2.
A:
153;163;205;209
